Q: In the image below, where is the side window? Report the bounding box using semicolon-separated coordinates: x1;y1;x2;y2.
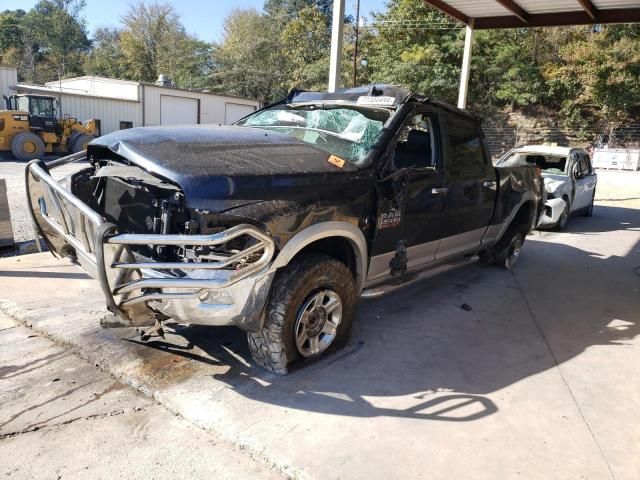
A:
575;153;590;177
444;114;486;176
394;113;435;169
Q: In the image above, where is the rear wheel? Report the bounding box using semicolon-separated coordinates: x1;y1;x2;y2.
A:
11;132;45;161
480;223;528;270
71;133;94;153
247;253;357;374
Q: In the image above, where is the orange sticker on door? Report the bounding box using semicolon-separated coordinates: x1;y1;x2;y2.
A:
328;155;346;168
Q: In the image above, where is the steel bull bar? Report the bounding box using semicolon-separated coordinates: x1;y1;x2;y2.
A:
25;154;276;327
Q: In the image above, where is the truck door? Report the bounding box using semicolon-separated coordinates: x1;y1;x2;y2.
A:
367;109;451;285
435;112;496;260
572;152;597;210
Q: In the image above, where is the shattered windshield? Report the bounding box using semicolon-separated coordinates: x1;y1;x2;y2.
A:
237;104;390;165
500;152;568;175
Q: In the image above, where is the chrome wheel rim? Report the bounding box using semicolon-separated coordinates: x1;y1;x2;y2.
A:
505;235;523;269
295;290;342;357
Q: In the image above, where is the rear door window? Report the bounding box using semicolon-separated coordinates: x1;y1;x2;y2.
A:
443;114;486;177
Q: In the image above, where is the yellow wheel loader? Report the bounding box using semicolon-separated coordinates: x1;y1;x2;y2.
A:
0;94;98;161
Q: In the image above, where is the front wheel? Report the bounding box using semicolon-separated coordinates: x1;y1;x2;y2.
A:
247;253;357;374
71;133;95;153
556;201;570;230
584;192;595;217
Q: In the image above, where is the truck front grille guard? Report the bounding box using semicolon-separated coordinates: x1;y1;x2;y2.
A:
26;155;276;321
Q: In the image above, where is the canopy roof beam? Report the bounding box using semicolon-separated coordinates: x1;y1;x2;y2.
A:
577;0;598;20
423;1;640;29
494;0;529;24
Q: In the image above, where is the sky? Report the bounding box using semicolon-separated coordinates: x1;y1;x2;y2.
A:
5;0;388;43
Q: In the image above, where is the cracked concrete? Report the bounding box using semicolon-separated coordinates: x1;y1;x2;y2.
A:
0;313;282;479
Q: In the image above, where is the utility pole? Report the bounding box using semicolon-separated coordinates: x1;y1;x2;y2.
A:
328;0;345;92
352;0;360;87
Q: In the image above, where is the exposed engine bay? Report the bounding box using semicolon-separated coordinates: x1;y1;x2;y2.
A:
70;156;264;277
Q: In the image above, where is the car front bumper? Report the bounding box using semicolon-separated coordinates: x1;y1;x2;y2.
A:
25;154;276;332
538;197;567;228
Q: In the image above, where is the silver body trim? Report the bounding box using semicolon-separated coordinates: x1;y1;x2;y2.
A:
26;156;276;330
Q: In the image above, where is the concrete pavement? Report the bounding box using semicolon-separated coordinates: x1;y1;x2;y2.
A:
0;191;638;479
0;312;282;479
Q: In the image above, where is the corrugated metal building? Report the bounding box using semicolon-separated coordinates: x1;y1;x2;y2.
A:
0;65;18;99
1;67;260;136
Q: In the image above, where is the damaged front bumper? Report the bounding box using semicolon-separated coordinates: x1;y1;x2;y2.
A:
25;155;276;332
538;197;567;228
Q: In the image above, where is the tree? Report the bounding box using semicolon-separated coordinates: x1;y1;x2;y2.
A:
366;0;462;103
118;1;212;87
84;27;127;79
280;5;331;91
545;26;640;132
210;8;287;102
25;0;91;81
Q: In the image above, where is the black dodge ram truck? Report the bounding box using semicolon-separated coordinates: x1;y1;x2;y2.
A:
26;85;543;374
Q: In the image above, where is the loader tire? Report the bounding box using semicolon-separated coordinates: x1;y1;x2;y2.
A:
71;134;94;153
247;253;357;375
11;132;45;162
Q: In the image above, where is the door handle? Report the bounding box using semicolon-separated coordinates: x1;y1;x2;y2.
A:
431;187;449;195
483;180;497;189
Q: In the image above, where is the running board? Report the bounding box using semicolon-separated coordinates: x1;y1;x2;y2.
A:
361;255;479;298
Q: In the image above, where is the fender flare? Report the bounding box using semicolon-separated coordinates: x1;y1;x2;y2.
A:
495;191;538;243
269;221;368;293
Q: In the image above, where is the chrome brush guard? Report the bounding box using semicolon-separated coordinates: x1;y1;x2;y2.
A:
26;154;276;328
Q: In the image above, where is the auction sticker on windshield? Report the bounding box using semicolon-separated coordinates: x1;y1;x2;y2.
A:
328;155;346;168
357;96;395;106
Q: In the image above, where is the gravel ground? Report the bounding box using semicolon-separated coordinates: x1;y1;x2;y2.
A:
0;153;85;246
1;151;638;248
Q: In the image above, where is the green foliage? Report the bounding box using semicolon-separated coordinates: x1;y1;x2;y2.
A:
3;0;640;131
118;1;212;86
84;27;127;79
280;6;331;91
210;8;287;102
367;0;461;103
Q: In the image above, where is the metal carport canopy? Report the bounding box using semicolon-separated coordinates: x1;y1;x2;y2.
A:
327;0;640;107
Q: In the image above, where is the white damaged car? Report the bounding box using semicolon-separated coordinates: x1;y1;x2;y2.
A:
498;145;597;229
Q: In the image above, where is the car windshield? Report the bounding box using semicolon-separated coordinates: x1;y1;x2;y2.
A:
237;104;391;165
499;152;568;175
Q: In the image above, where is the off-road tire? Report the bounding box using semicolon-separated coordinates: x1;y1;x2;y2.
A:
480;222;529;270
247;253;357;375
71;133;94;153
11;132;45;161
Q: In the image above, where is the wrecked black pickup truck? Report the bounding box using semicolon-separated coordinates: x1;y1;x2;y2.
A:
26;85;543;374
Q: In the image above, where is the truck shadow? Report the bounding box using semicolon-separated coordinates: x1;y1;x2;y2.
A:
133;203;640;422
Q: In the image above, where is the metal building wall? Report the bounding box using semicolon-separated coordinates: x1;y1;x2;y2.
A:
56;93;142;135
142;85;260;126
0;65;18;99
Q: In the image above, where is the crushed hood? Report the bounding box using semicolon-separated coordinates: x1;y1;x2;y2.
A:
542;173;570;195
88;125;368;210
